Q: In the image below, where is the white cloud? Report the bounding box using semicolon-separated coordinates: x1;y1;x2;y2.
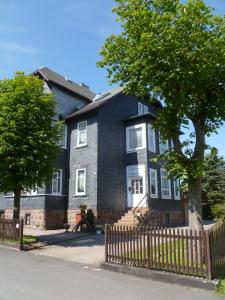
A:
0;42;37;54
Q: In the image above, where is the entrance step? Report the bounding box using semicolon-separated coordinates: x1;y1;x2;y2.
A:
114;208;150;227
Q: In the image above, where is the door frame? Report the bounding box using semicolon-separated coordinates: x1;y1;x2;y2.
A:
126;164;146;208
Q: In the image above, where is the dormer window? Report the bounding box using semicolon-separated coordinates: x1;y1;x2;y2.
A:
138;102;148;115
77;121;87;147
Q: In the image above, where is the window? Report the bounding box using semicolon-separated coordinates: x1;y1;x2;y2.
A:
52;170;63;195
59;124;67;148
126;124;146;152
159;133;169;154
149;169;158;198
148;125;156;152
77;121;87;147
25;214;31;225
131;178;143;194
75;168;86;195
165;214;170;225
138;102;148;115
143;105;148;114
160;168;171;199
174;179;181;200
138;102;144;115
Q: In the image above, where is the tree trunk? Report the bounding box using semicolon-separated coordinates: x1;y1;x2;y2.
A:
13;188;21;220
188;178;204;231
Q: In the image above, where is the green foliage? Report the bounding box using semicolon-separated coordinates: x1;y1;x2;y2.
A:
98;0;225;181
98;0;225;227
216;277;225;296
202;148;225;220
0;72;61;194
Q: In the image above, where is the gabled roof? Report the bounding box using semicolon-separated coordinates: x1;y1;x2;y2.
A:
65;86;123;120
33;67;96;102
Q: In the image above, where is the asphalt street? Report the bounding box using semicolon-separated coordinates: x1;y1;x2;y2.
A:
0;248;220;300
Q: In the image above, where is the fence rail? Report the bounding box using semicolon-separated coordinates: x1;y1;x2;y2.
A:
0;219;23;247
105;225;211;278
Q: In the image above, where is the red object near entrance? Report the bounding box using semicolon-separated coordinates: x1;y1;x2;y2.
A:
76;213;81;223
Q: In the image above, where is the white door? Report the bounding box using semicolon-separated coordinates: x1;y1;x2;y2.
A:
127;165;146;208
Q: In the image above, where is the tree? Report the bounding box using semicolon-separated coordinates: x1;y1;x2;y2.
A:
202;148;225;220
0;72;61;219
97;0;225;229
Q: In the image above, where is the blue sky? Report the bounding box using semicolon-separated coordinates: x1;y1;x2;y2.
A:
0;0;225;156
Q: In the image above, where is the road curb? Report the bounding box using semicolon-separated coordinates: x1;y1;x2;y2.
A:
101;262;218;291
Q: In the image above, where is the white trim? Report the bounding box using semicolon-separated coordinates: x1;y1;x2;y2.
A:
75;168;86;196
77;121;87;148
160;168;171;199
126;164;146;208
148;124;156;152
126;123;146;153
174;179;181;200
52;169;63;195
149;168;158;198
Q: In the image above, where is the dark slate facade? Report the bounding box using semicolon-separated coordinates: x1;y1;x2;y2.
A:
66;89;183;226
1;67;183;228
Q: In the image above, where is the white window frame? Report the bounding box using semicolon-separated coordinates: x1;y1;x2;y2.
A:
59;124;68;149
143;105;148;114
148;124;156;152
138;102;148;115
77;121;87;148
149;168;158;198
126;123;146;153
75;168;86;196
159;133;169;154
52;169;63;195
138;102;144;115
174;179;181;200
160;168;171;199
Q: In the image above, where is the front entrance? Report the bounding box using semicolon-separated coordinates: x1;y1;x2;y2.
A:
127;165;146;208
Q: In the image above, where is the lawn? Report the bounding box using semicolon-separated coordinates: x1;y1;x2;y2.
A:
120;238;206;277
1;235;38;244
216;278;225;296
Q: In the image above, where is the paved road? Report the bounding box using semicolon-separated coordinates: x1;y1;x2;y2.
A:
0;248;220;300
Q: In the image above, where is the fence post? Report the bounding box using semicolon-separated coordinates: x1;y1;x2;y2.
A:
205;230;212;280
19;219;24;250
105;224;109;262
147;228;151;269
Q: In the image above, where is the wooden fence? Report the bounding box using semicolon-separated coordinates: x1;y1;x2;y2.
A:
209;220;225;279
105;225;212;279
0;219;23;247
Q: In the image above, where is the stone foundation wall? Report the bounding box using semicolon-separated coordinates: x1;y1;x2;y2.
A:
4;209;65;229
67;208;126;227
150;209;184;227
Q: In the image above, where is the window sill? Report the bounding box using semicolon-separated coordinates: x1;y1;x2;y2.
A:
126;147;146;153
161;196;172;200
76;144;88;149
73;194;87;197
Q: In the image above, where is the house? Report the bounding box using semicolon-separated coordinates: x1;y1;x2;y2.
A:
2;67;184;228
3;67;95;228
